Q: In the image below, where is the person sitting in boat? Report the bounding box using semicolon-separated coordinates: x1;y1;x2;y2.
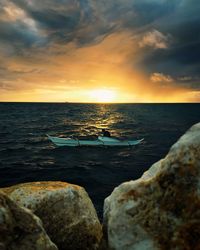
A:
102;129;111;137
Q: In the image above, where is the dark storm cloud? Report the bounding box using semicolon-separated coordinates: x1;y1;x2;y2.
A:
4;0;180;47
94;0;178;27
137;41;200;75
132;0;200;89
11;0;101;45
0;21;41;50
0;0;200;92
13;0;82;30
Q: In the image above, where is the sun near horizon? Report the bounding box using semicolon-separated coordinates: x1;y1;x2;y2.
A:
88;89;117;103
0;1;200;103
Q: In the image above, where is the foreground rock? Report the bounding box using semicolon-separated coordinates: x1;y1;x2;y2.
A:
1;181;102;250
104;123;200;250
0;192;57;250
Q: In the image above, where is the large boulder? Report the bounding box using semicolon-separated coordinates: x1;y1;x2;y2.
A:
1;181;102;250
104;123;200;250
0;192;57;250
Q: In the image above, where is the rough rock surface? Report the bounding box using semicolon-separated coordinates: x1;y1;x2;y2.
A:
104;123;200;250
1;181;102;250
0;192;57;250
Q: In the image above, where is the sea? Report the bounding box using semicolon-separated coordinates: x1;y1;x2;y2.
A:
0;103;200;218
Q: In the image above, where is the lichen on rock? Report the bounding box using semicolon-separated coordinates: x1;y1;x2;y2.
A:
0;191;58;250
104;123;200;250
1;181;102;250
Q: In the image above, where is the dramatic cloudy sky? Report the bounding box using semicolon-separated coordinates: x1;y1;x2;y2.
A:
0;0;200;102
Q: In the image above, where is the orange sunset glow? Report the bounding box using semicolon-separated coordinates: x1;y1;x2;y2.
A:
0;1;199;103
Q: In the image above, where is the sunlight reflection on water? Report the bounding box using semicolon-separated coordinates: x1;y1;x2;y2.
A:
0;103;200;217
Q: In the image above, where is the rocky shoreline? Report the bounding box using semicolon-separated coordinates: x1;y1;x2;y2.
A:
1;123;200;250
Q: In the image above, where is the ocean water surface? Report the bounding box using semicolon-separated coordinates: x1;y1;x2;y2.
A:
0;103;200;217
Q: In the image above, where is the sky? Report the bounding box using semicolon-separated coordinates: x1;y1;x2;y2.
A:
0;0;200;102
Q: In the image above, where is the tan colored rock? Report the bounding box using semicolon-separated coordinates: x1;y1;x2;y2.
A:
1;181;102;250
104;123;200;250
0;191;58;250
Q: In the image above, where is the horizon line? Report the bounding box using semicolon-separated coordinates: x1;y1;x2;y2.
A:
0;101;200;104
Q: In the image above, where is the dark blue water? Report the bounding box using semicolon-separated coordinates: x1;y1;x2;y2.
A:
0;103;200;217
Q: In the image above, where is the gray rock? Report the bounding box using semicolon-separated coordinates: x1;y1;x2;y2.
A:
0;192;58;250
1;181;102;250
104;123;200;250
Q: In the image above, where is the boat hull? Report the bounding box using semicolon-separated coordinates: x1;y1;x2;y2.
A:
47;135;143;147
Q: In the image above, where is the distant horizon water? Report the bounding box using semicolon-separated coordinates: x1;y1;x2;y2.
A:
1;101;200;104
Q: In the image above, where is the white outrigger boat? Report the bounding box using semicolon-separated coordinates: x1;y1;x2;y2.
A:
47;134;144;147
